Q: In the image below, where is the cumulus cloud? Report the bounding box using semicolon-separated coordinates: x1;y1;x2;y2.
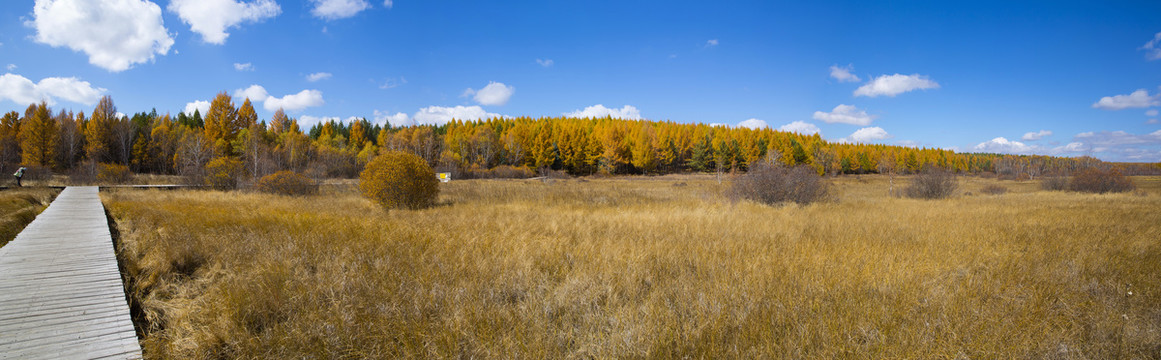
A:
264;89;324;112
183;100;210;115
564;104;643;120
779;121;821;135
737;118;768;129
829;64;860;83
812;104;876;126
1092;89;1160;110
232;85;323;112
234;84;270;101
706;39;719;47
374;109;412;127
1021;130;1052;141
6;64;15;71
310;0;371;20
536;58;554;67
462;81;515;106
854;74;940;97
234;62;254;71
306;72;332;82
168;0;279;44
29;0;174;72
840;127;892;143
1142;31;1161;60
974;137;1035;154
413;105;504;125
0;73;106;105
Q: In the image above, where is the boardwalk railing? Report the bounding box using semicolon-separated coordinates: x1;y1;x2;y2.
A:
0;186;142;359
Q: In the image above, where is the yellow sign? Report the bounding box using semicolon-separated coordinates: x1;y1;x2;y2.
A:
437;172;451;183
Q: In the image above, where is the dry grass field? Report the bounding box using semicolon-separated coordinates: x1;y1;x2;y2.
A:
0;187;59;248
101;175;1161;358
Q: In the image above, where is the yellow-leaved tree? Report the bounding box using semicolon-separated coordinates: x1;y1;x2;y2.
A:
20;101;58;167
86;95;116;162
204;91;238;154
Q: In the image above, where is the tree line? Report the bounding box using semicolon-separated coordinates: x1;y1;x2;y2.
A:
2;93;1157;183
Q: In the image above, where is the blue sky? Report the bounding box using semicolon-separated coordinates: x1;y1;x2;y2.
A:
2;0;1161;161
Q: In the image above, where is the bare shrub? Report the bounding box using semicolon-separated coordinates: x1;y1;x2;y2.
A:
980;184;1007;195
1040;176;1068;191
905;171;958;199
360;151;440;210
19;165;53;182
97;163;133;184
729;159;828;205
255;171;318;196
1069;167;1135;194
466;165;535;179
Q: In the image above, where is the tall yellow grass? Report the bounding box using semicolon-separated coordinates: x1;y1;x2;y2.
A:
0;187;58;248
101;175;1161;358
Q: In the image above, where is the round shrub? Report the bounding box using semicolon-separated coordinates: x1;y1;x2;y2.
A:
255;171;318;196
360;151;439;210
729;159;828;205
905;170;958;199
97;163;133;184
204;157;243;190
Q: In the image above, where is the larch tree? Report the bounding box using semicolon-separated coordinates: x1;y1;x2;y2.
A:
20;101;58;167
349;119;367;151
87;96;117;162
0;111;21;166
204;91;238;154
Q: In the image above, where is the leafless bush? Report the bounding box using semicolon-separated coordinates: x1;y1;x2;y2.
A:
1069;167;1135;194
729;159;828;205
1040;176;1068;191
19;165;53;182
466;165;535;179
980;184;1007;195
905;170;958;199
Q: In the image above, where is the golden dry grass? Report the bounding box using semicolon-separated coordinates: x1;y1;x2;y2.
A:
101;175;1161;359
0;187;58;248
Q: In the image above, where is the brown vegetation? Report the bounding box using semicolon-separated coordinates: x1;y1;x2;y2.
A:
0;188;58;248
102;175;1161;358
905;170;958;199
255;171;317;196
359;151;439;210
728;158;828;205
1069;167;1136;194
979;184;1008;195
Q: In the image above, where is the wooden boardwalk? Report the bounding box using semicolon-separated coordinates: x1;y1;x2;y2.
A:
0;187;141;359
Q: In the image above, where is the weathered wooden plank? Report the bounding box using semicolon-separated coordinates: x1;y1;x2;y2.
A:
0;186;142;360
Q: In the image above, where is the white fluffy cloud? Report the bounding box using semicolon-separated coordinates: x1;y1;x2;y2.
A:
706;39;719;47
310;0;371;20
974;137;1034;154
1142;32;1161;60
0;73;106;105
812;104;876;126
168;0;279;44
737;119;768;129
463;82;515;106
232;85;323;112
6;64;15;71
234;62;254;71
307;72;332;82
829;64;860;83
183;100;210;116
1021;130;1052;141
854;74;940;97
374;109;412;127
234;84;270;102
779;121;821;135
1091;89;1160;110
413;106;504;125
265;89;325;112
536;58;554;67
564;104;643;120
840;127;892;143
30;0;174;72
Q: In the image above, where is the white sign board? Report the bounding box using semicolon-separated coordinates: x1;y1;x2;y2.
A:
437;172;451;183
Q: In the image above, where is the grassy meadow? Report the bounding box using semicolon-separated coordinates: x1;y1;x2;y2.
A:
101;175;1161;358
0;187;59;248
